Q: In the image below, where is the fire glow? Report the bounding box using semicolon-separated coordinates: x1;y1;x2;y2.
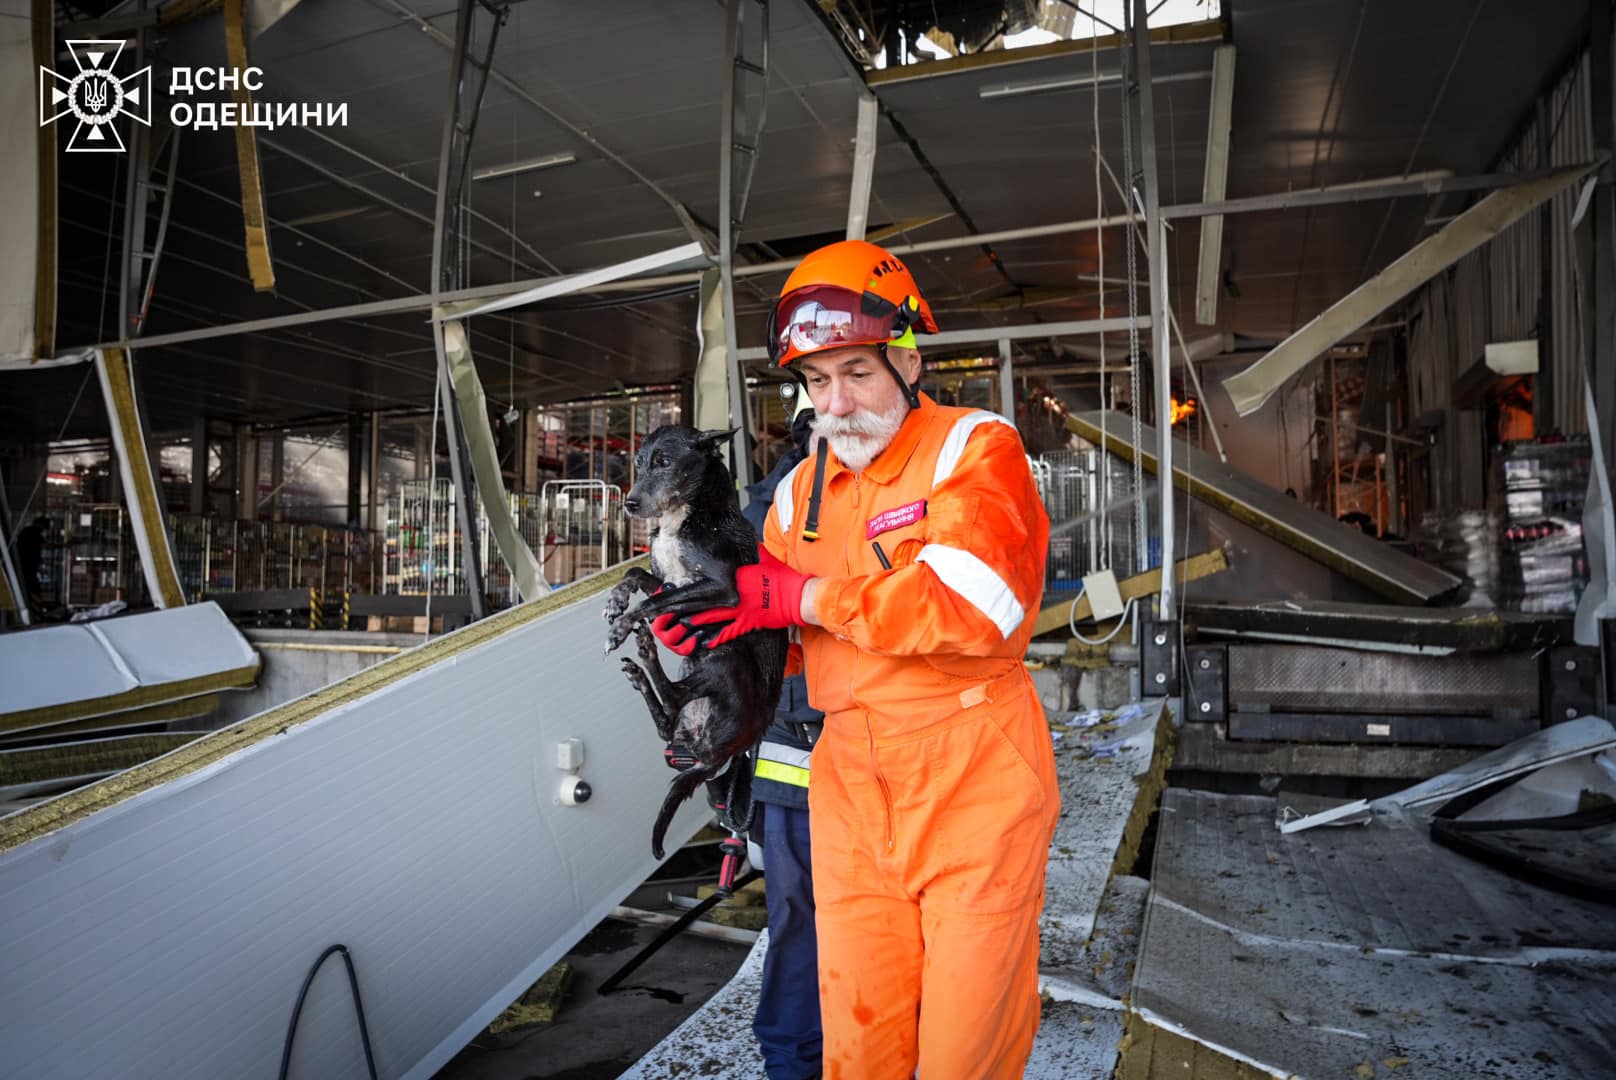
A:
1170;397;1197;426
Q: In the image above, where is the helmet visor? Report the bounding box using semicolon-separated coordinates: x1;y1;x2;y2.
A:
770;285;906;366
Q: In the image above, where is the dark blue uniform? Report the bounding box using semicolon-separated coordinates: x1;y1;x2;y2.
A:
744;432;823;1080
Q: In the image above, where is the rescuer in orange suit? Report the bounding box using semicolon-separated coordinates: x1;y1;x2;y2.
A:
656;239;1059;1077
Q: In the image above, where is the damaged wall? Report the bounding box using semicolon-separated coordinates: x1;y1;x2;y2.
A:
1404;36;1597;512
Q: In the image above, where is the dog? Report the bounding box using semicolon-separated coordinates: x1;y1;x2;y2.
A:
603;426;787;859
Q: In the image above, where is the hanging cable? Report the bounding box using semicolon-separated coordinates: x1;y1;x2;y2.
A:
1069;588;1137;647
277;944;378;1080
1091;2;1110;577
1120;3;1146;577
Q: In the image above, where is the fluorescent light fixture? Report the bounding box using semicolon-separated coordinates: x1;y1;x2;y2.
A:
980;69;1210;101
472;152;577;182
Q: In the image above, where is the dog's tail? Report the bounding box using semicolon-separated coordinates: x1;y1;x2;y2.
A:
651;765;714;860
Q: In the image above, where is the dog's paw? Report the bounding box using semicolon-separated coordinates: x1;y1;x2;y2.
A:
633;621;659;663
620;657;651;693
603;581;635;625
604;615;637;654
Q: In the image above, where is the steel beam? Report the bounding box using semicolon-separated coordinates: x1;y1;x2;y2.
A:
718;0;769;492
116;4;150;340
1162;165;1591;220
846;92;879;241
1133;0;1175;615
223;0;273;290
47;162;1595;361
1194;44;1235;325
997;338;1015;424
1223;164;1593;417
1593;0;1616;478
428;0;505;619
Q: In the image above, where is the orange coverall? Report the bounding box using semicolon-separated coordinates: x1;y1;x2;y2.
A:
762;393;1058;1079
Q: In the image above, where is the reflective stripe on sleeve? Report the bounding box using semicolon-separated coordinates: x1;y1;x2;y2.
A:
916;543;1026;639
773;457;810;533
932;411;1013;489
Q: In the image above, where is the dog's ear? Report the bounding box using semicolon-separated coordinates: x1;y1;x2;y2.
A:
697;429;738;455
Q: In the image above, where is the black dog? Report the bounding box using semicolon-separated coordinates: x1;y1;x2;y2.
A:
604;426;786;859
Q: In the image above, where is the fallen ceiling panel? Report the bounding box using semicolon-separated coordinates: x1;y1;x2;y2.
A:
1066;409;1462;603
0;565;712;1080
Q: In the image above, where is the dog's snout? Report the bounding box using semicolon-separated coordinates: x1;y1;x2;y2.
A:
624;494;641;514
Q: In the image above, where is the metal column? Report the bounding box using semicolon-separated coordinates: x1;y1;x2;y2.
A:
997;338;1016;425
718;0;769;494
1131;0;1175;618
428;0;510;619
1591;0;1616;476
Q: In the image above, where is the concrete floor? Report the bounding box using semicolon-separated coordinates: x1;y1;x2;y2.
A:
433;914;752;1080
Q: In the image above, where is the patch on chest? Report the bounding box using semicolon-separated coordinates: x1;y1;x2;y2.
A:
651;506;698;586
866;498;927;539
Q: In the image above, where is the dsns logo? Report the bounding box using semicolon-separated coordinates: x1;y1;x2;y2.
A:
40;40;152;153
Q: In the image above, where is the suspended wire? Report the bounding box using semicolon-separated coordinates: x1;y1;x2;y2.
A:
1121;2;1146;576
1091;2;1110;576
11;364;97;540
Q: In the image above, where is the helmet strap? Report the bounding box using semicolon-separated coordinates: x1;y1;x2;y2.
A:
878;342;921;410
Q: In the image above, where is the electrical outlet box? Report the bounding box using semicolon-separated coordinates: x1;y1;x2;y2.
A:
556;738;585;772
1081;569;1126;621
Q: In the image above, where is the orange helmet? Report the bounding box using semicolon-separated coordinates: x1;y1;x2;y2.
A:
767;239;939;368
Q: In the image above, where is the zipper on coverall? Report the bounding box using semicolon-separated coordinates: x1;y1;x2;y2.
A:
851;472;896;853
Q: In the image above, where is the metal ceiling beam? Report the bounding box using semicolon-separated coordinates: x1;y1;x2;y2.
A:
718;0;770;492
1193;44;1235;326
292;124;562;276
367;0;714;254
1222;164;1594;417
1161;164;1599;220
49;165;1597;359
845;91;878;241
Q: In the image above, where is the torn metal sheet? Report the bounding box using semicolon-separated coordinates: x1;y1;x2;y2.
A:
1221;164;1593;416
1383;715;1616;812
1137;790;1616;1078
97;348;186;608
0;602;258;735
0;563;714;1080
1067;410;1461;603
1280;717;1616;834
224;0;274;290
443;319;547;600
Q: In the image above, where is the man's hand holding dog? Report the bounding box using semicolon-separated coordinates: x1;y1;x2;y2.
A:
683;547;814;648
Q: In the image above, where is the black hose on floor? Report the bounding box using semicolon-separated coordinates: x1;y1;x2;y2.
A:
598;868;763;996
278;944;380;1080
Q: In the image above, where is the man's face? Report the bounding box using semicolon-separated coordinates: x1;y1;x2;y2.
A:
798;345;921;472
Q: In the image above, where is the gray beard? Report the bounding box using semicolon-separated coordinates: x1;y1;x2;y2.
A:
814;404;905;472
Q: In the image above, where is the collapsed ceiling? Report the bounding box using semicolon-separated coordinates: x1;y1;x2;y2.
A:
2;0;1587;441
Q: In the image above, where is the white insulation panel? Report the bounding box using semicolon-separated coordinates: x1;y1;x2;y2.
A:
0;586;710;1079
0;602;258;719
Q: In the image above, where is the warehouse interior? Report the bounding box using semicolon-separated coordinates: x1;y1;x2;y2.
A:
3;0;1615;1077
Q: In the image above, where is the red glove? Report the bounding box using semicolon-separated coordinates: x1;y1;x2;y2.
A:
649;612;698;656
686;547;810;648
